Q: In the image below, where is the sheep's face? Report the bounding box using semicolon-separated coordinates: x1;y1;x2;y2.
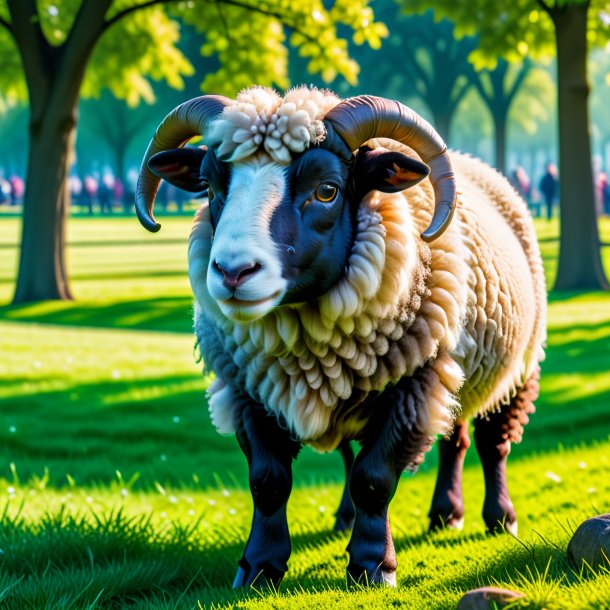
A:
149;145;429;322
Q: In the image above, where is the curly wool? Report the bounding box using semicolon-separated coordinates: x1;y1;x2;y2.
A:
205;86;340;164
191;171;471;449
189;142;546;453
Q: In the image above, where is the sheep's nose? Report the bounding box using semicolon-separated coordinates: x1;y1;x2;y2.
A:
214;261;262;291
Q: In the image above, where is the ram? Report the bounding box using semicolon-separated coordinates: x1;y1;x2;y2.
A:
136;87;546;587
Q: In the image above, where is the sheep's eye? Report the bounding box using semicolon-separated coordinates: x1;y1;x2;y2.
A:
315;183;338;203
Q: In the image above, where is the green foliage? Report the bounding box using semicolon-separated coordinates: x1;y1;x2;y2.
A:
84;7;194;106
510;65;555;136
0;0;387;108
178;0;388;95
401;0;609;67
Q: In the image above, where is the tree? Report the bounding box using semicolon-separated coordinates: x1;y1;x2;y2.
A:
80;90;155;195
470;59;532;173
0;0;386;304
396;13;477;142
402;0;610;291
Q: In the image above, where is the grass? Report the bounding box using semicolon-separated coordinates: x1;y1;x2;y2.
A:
0;214;610;608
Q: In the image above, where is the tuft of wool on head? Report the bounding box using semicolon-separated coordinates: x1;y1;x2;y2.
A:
206;85;341;164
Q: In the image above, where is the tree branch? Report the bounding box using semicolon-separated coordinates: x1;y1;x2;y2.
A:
505;59;532;106
6;0;54;116
103;0;319;45
103;0;181;31
534;0;552;15
0;14;13;36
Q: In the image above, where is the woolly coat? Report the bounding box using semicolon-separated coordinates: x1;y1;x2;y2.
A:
189;141;546;453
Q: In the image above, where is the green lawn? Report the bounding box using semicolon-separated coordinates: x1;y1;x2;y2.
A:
0;215;609;609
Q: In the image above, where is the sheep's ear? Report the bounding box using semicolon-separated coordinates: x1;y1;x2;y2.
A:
353;146;430;197
148;147;208;193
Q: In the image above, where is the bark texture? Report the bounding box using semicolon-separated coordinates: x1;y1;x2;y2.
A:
551;1;609;290
9;0;114;303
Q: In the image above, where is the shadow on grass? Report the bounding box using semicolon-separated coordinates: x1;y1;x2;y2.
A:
0;504;591;610
0;296;193;333
1;308;610;490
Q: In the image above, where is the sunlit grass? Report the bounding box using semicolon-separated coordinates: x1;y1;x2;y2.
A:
0;214;610;608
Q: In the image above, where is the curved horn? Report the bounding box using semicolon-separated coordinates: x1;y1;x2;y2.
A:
136;95;231;232
323;95;456;242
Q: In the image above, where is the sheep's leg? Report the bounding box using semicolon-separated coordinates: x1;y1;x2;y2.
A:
334;440;356;532
428;421;470;531
233;401;301;588
473;370;539;536
346;374;433;586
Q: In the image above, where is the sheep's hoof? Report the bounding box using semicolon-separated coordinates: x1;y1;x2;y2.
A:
347;564;397;587
429;510;464;532
232;560;284;589
483;502;517;536
485;518;518;537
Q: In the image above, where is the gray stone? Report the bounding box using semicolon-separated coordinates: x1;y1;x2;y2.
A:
568;514;610;571
457;587;524;610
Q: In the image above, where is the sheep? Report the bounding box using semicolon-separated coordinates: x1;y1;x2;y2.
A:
135;86;547;588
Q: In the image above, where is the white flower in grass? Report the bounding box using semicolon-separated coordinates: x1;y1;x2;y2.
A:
7;486;15;495
33;361;42;369
207;499;216;506
86;496;93;504
222;489;230;497
121;488;128;498
169;495;178;504
319;505;326;513
228;508;236;515
111;370;121;380
545;471;562;483
578;461;587;469
160;511;167;519
188;509;195;516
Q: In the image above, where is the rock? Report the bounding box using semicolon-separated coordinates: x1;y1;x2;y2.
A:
457;587;524;609
567;514;610;570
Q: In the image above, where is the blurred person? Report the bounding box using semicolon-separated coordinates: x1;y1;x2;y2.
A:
113;178;124;210
539;163;558;220
123;168;138;214
510;166;531;201
69;175;82;207
0;177;9;205
599;172;610;216
82;175;98;215
8;175;24;205
99;173;115;214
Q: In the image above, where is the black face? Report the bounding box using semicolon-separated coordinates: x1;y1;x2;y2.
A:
268;148;353;304
149;143;430;309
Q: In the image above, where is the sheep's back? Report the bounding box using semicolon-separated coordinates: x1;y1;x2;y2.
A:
445;153;546;419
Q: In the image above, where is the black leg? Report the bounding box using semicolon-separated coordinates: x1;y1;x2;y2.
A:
428;421;470;531
346;370;437;586
334;440;356;532
233;401;301;588
473;370;538;535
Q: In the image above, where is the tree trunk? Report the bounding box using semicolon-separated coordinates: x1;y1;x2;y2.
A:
432;109;452;144
13;107;77;303
552;3;609;290
493;114;507;175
